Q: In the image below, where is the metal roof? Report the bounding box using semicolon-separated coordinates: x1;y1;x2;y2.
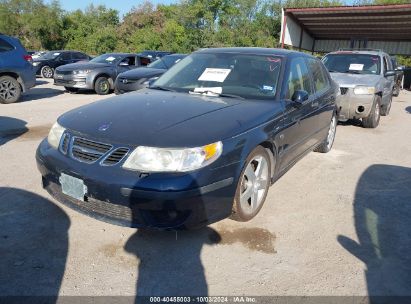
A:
284;4;411;41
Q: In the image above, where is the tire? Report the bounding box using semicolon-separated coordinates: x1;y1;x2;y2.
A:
94;77;111;95
230;146;271;222
64;87;79;94
315;112;337;153
381;95;392;116
41;65;54;78
0;76;22;104
362;95;381;128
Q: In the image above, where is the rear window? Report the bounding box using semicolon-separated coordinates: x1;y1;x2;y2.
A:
0;38;14;52
323;53;381;75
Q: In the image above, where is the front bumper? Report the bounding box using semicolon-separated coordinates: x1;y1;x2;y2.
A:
337;88;375;121
115;78;147;94
36;139;237;229
54;74;93;89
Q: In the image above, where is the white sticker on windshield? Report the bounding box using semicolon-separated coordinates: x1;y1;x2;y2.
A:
53;53;60;56
106;56;116;62
198;68;231;82
349;64;364;71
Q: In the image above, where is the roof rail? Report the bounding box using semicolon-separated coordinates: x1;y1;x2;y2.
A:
338;48;383;52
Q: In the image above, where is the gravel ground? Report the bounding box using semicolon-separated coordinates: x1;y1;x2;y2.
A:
1;79;411;299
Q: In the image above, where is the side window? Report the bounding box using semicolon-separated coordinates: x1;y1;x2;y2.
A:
72;52;87;60
307;58;328;93
286;57;313;100
120;56;136;66
61;52;71;61
0;38;14;52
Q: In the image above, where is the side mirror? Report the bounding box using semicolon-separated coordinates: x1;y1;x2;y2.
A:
291;90;309;107
384;70;396;77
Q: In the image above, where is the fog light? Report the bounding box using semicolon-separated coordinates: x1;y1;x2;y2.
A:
357;106;365;113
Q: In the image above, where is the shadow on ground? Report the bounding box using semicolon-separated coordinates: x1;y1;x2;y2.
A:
0;116;28;145
406;106;411;114
338;165;411;302
21;87;64;102
0;187;70;299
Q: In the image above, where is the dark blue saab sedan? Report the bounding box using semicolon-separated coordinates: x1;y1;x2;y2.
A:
36;48;338;229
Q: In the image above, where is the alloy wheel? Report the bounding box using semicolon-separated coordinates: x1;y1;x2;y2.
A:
239;155;269;215
0;79;18;101
326;115;337;150
42;66;53;78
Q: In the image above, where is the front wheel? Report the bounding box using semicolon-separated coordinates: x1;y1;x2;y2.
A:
315;112;337;153
363;95;381;128
381;95;392;116
41;65;54;78
94;77;111;95
230;146;271;222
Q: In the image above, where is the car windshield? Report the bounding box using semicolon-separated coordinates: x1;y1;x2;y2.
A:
323;53;381;75
41;51;62;60
90;54;123;64
153;52;282;100
148;58;168;69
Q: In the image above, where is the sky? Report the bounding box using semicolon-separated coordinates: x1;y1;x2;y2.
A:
49;0;177;18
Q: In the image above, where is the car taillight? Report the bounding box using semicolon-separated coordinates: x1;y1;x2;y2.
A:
23;55;33;62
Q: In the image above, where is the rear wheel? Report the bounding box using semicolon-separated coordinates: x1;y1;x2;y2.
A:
95;77;111;95
230;146;271;222
0;76;21;104
315;112;337;153
64;87;79;94
363;95;381;128
41;65;54;78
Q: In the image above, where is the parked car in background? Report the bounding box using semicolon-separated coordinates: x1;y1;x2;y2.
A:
391;56;404;97
323;49;395;128
54;53;146;95
36;48;338;229
115;54;186;94
32;50;90;79
0;33;35;104
31;51;47;60
138;50;173;60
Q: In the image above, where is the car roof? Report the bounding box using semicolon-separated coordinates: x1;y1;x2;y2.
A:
195;47;313;58
326;50;386;56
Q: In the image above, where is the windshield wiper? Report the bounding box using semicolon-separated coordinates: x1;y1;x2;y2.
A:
189;90;244;99
149;85;176;92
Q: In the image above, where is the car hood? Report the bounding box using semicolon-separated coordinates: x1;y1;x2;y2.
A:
56;62;109;71
330;72;381;88
58;90;281;147
118;67;166;80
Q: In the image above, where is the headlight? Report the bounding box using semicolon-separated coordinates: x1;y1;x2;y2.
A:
32;62;40;66
47;122;66;149
123;142;223;172
73;70;91;75
354;86;375;95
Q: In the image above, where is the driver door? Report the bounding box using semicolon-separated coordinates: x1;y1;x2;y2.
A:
116;56;136;76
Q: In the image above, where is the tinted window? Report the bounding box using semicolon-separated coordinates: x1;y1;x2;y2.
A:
120;56;136;66
0;38;14;52
307;58;328;93
323;53;381;75
72;52;88;60
60;52;71;61
285;57;313;100
42;51;61;60
154;52;282;100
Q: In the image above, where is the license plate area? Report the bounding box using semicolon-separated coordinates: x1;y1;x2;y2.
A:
59;173;88;201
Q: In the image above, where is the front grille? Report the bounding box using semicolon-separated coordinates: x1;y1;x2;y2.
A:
56;70;72;75
340;87;349;95
55;79;74;85
70;137;112;163
102;147;129;166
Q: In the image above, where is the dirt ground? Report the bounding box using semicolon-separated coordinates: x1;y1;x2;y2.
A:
1;79;411;299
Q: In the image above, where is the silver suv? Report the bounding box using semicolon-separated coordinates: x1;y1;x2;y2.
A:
322;49;395;128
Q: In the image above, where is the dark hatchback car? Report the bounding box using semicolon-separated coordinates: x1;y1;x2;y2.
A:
54;53;146;95
0;33;36;104
32;50;90;78
115;54;186;94
36;48;338;229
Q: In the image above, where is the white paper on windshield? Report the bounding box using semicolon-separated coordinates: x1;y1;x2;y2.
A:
105;56;116;62
53;53;60;56
198;68;231;82
349;64;364;71
193;87;222;94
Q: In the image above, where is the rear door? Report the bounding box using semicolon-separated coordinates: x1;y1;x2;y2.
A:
382;55;394;104
278;56;317;170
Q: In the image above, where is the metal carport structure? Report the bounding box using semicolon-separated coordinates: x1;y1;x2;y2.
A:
280;4;411;55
